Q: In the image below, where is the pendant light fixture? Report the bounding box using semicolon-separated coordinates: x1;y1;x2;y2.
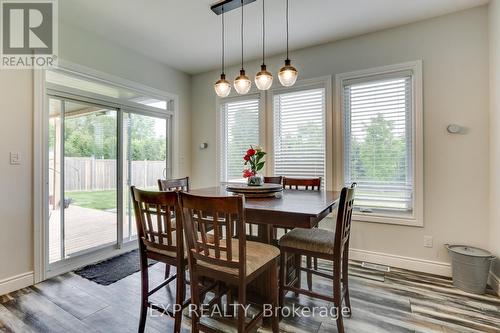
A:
278;0;298;87
233;0;252;95
214;7;231;97
255;0;273;90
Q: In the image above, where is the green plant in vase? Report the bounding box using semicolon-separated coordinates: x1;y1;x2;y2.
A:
242;146;266;186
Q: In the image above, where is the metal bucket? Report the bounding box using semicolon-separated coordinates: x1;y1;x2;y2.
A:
445;244;495;295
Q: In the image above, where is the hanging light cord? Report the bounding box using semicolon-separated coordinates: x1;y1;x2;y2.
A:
262;0;265;65
286;0;289;60
221;8;225;74
241;0;244;70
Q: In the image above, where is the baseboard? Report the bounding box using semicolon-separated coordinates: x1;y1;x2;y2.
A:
350;248;452;277
488;272;500;296
0;272;34;296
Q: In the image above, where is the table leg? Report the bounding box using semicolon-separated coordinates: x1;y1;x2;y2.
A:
259;224;273;244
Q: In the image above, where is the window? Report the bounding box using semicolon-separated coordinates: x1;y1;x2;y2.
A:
273;87;326;183
340;62;423;224
219;97;261;182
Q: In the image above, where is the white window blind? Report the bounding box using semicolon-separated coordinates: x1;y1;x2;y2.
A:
343;72;413;215
220;98;260;182
273;88;326;182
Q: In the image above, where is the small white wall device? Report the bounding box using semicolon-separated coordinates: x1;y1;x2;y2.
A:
446;124;464;134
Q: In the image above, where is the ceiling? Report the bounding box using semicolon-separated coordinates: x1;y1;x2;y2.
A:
60;0;489;74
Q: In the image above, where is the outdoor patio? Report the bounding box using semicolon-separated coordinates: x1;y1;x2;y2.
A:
49;205;136;263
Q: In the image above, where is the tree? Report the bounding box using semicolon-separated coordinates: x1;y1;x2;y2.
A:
63;112;166;161
129;114;166;161
357;114;406;182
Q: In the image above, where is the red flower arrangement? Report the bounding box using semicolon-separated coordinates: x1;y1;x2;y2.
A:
242;145;266;178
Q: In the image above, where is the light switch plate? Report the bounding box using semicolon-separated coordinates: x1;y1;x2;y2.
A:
10;152;21;165
424;235;433;248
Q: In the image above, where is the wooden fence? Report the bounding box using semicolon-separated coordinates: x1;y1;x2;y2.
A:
61;157;166;191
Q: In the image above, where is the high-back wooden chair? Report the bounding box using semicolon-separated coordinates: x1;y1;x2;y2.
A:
277;177;322;294
158;176;189;192
279;183;356;333
245;176;284;240
131;187;188;333
282;176;321;190
264;176;283;185
278;177;321;238
178;192;280;333
158;177;189;279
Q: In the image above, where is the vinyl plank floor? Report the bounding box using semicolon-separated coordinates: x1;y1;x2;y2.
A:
0;261;499;333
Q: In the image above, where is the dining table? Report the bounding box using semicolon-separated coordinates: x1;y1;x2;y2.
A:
189;186;341;244
188;185;341;310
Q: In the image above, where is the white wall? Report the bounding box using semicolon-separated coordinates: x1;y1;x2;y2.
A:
0;70;34;284
191;7;490;271
0;21;192;287
489;0;500;280
59;22;192;176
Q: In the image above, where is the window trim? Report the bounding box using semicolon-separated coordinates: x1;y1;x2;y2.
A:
335;61;424;227
267;76;333;190
216;92;265;184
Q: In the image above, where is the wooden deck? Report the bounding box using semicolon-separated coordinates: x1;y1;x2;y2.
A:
49;206;136;263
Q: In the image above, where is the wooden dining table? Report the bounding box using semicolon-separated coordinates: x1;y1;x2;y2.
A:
189;186;341;245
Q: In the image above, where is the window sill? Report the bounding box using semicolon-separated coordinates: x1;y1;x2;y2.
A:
352;213;423;227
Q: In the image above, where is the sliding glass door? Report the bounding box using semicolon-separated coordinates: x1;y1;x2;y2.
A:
48;98;119;262
47;96;171;268
64;101;118;257
122;112;170;242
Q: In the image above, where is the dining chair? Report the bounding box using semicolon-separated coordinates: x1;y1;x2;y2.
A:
264;176;283;185
278;183;356;333
245;176;284;240
178;192;280;333
278;177;322;291
282;177;321;190
158;176;190;192
275;177;321;239
130;186;189;333
158;177;190;279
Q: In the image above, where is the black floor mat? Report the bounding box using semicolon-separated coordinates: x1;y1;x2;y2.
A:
74;250;156;285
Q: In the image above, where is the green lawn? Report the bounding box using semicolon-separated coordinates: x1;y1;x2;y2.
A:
66;190;117;211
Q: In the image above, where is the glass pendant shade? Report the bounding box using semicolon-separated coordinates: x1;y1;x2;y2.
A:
214;73;231;97
255;64;273;90
234;69;252;95
278;59;298;87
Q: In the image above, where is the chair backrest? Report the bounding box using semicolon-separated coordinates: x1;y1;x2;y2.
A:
264;176;283;185
179;192;246;276
158;177;189;192
333;183;356;257
131;186;182;256
283;177;321;191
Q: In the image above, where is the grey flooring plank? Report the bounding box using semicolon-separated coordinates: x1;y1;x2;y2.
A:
1;287;99;333
1;261;499;333
0;303;37;333
32;276;109;320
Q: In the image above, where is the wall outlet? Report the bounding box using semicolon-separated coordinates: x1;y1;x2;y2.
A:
424;235;433;248
9;152;21;165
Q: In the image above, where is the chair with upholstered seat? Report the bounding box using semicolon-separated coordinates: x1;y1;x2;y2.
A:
245;176;284;239
276;177;322;291
130;186;189;333
279;183;356;333
158;176;189;192
264;176;283;185
179;192;280;333
158;177;190;279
